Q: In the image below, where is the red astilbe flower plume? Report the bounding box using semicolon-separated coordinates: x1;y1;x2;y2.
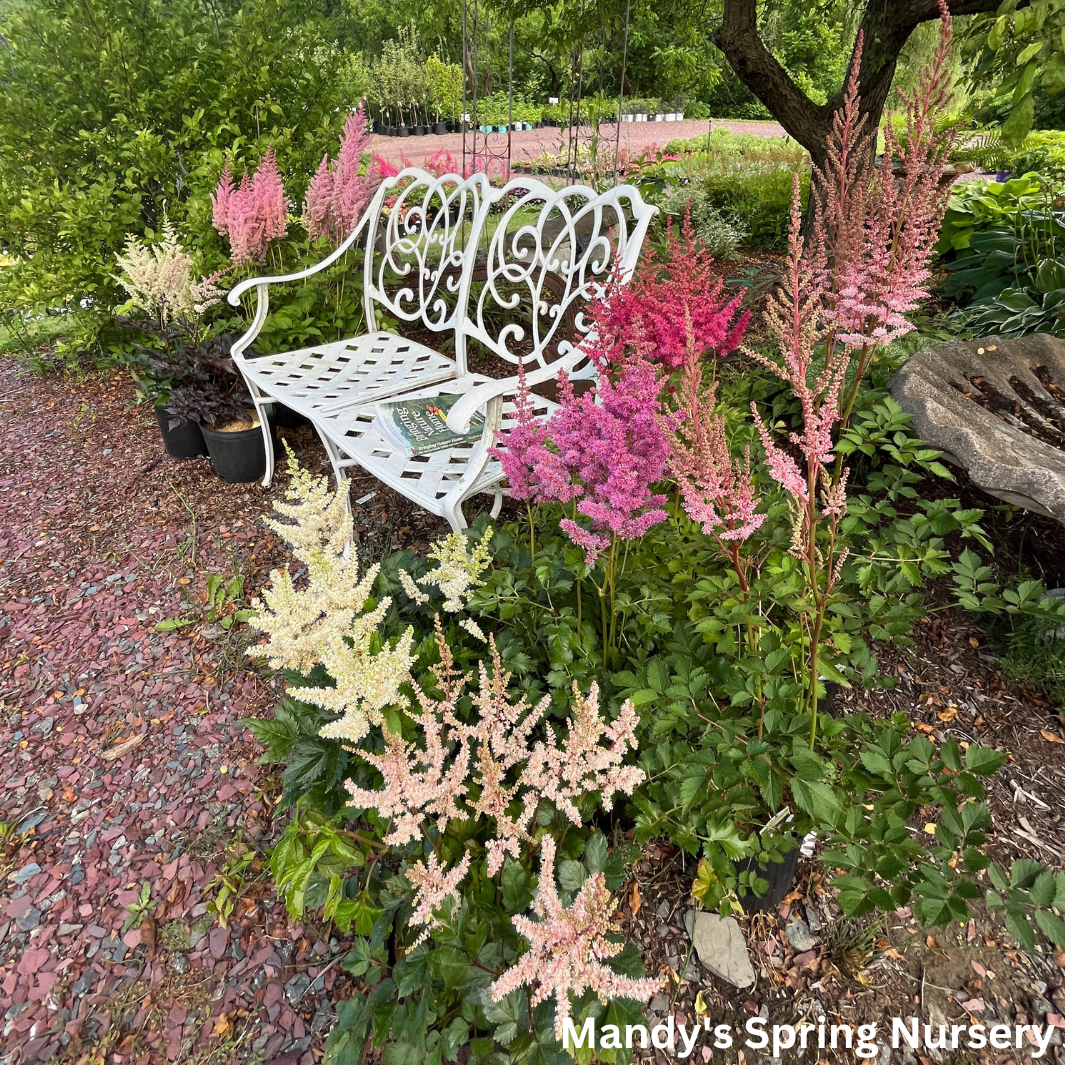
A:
211;147;290;264
582;213;749;372
303;106;379;243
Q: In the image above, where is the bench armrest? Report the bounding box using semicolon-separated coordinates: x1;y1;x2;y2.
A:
226;213;371;360
445;350;584;434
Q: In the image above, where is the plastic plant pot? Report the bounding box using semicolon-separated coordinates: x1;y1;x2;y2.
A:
155;408;208;459
200;421;271;484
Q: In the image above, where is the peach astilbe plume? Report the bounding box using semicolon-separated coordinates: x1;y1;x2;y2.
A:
490;836;662;1039
249;454;414;743
343;631;644;875
406;851;471;946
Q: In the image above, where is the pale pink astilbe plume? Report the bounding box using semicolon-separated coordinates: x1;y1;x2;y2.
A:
345;630;644;877
406;851;471;946
344;635;469;846
304;107;379;243
211;159;234;237
212;148;291;264
522;683;643;826
580;215;749;374
490;836;662;1039
668;317;764;567
812;5;955;361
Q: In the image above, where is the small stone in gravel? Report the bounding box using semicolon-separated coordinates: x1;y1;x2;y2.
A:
285;973;311;1006
13;862;41;884
805;908;822;933
170;953;190;975
649;995;670;1012
15;906;41;932
784;917;818;953
31;716;54;735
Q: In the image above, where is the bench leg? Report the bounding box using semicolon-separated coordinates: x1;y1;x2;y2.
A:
313;426;352;517
441;497;468;533
490;491;503;519
249;395;277;487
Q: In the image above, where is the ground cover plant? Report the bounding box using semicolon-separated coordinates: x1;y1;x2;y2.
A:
242;18;1065;1064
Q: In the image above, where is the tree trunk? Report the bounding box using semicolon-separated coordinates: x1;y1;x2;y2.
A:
713;0;1008;169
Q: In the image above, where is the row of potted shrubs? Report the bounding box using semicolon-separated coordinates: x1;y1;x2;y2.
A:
373;112;688;137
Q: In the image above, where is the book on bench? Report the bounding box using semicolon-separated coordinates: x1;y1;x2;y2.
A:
371;393;485;459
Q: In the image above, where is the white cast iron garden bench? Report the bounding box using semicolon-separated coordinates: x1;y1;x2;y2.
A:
228;168;656;530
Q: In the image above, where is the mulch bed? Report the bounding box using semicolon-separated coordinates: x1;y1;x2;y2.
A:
0;358;447;1064
3;353;1065;1064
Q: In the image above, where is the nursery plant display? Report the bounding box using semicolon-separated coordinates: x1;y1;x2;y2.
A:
243;18;1065;1063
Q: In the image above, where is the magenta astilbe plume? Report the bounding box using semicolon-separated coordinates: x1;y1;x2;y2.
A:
212;148;290;264
424;147;461;178
304;107;378;243
550;360;676;563
582;216;749;373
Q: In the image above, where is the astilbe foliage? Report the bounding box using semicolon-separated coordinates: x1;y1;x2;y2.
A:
489;836;662;1039
212;148;290;265
303;107;378;244
248;455;414;743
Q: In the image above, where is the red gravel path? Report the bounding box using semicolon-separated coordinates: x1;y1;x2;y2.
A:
369;118;788;168
0;360;363;1063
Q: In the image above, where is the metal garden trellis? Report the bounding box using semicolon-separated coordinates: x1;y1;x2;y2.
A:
460;0;633;185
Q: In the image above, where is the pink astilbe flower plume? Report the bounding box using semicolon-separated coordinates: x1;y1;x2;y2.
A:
304;106;380;243
490;836;662;1039
211;148;290;264
667;315;764;586
344;629;644;877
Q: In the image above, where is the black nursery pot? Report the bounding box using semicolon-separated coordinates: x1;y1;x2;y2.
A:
269;403;310;429
433;121;448;135
397;125;409;138
735;845;801;914
413;124;427;136
200;422;271;484
155;407;208;459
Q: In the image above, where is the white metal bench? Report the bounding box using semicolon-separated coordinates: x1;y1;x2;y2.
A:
228;168;656;530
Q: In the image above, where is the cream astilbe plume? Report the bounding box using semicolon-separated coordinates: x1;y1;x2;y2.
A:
249;454;413;738
490;836;662;1039
115;217;222;324
417;526;493;611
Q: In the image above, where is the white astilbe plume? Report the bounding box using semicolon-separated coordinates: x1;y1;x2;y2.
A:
406;851;471;946
344;631;644;876
115;216;223;323
490;836;662;1038
417;526;494;611
249;455;414;740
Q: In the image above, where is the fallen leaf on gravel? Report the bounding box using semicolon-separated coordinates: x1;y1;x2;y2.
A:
213;1014;233;1038
1041;730;1064;744
937;707;958;722
630;882;641;916
101;733;146;760
971;960;987;977
141;915;156;955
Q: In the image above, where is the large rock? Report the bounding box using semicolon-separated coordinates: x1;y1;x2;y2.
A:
890;334;1065;522
686;909;756;988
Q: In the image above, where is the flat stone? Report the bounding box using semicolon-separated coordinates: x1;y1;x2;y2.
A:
784;916;818;953
688;911;756;988
13;863;41;884
890;335;1065;522
170;953;189;975
284;973;311;1006
15;906;41;932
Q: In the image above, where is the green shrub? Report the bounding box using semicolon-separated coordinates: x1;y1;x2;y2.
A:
0;0;349;327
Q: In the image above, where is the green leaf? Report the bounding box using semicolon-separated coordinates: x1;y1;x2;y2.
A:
428;946;470;989
557;860;587;895
965;745;1007;776
584;833;608;875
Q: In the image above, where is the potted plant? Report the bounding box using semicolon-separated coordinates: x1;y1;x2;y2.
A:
114;219;228;460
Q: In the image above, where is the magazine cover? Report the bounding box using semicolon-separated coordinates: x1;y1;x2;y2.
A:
371;392;485;457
